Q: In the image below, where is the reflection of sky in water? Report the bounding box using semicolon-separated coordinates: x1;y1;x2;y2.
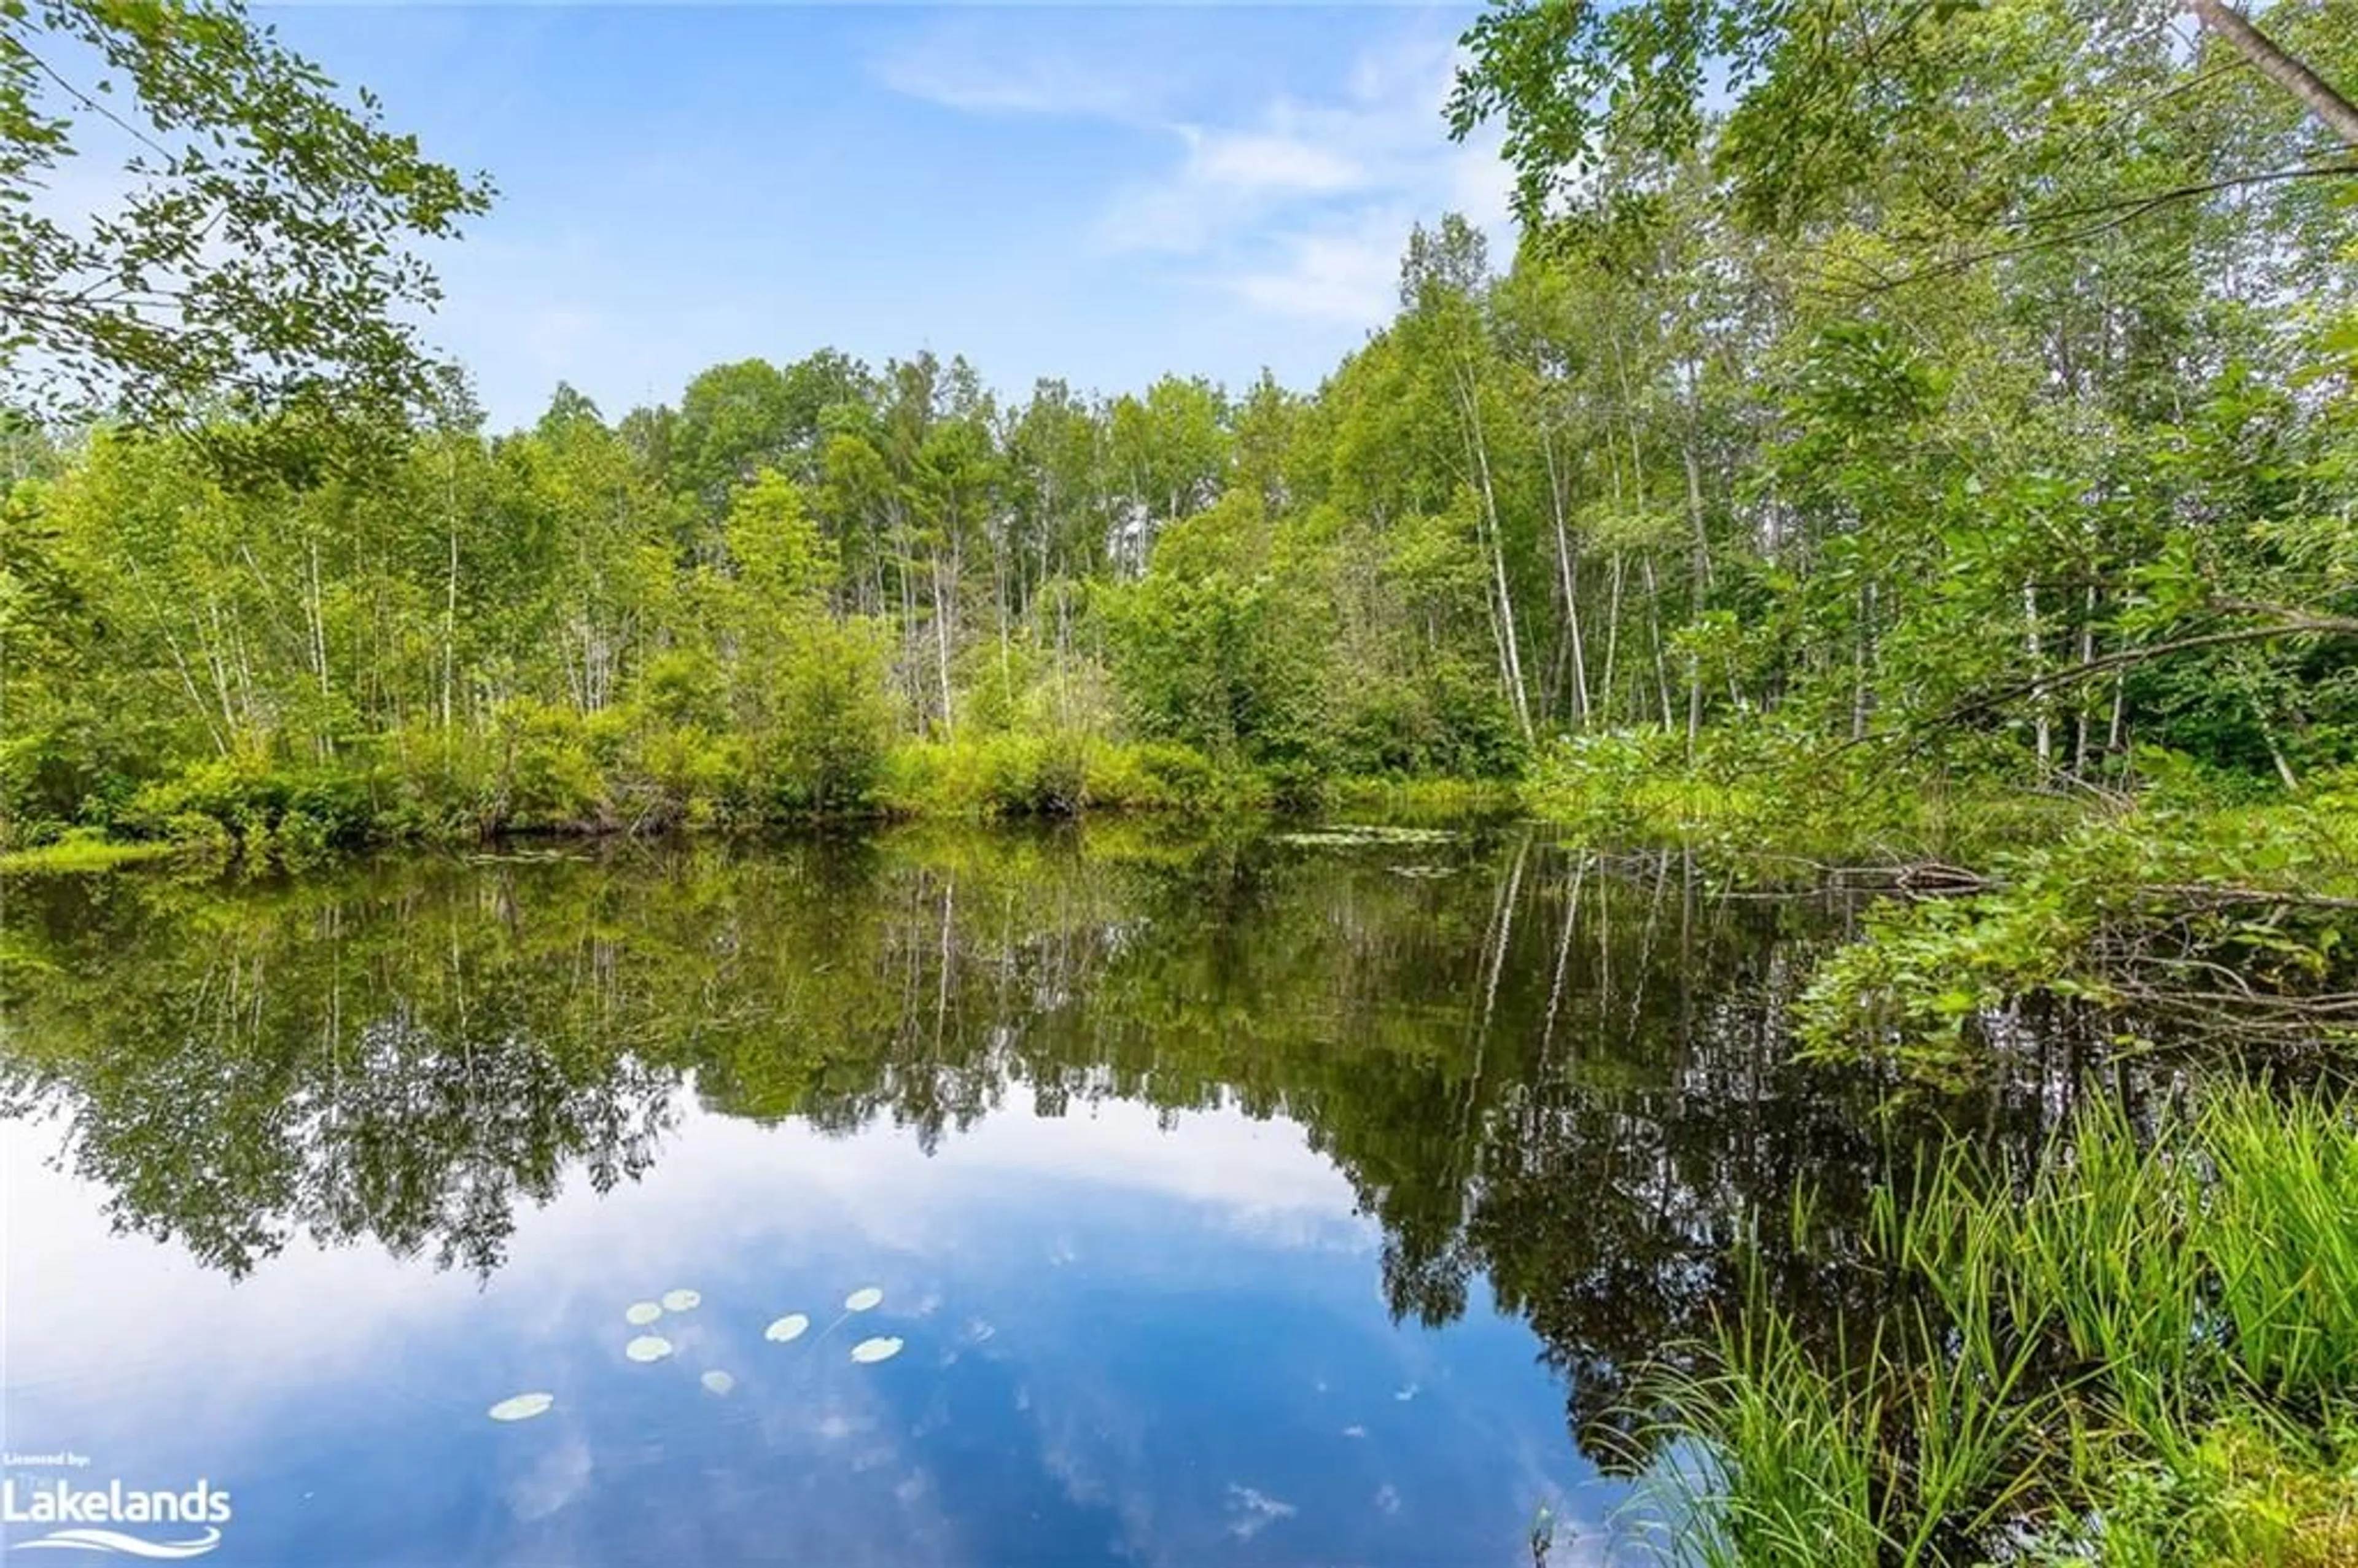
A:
5;1095;1644;1566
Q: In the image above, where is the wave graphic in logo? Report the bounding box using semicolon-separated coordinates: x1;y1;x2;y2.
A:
14;1526;224;1558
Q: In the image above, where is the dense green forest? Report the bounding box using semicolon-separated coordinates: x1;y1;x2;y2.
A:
4;0;2353;863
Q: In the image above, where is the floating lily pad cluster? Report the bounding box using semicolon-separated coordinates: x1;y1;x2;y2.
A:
837;1285;903;1365
1274;825;1459;848
486;1283;906;1423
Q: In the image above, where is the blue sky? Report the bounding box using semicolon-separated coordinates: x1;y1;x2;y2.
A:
255;4;1512;430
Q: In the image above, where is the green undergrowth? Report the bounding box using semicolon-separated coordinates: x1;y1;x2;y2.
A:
1633;1086;2358;1567
1513;730;2358;1087
871;735;1277;817
1796;778;2358;1085
1324;774;1525;822
0;831;185;874
1519;725;2086;870
0;734;1439;869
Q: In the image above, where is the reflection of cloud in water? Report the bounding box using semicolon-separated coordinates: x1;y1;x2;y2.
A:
7;1043;1621;1564
1217;1208;1376;1252
1224;1483;1297;1539
0;1147;491;1453
1024;1360;1164;1562
1547;1522;1636;1568
792;1401;901;1475
506;1430;593;1523
7;1090;1359;1448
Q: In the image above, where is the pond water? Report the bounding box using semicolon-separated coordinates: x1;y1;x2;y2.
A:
0;824;2101;1566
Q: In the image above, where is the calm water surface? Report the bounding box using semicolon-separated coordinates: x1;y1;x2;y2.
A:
1;824;2092;1566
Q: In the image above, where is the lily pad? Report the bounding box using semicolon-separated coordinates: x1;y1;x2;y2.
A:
488;1392;554;1422
849;1336;904;1364
625;1335;674;1363
1277;825;1458;848
660;1289;701;1312
764;1314;811;1343
625;1301;663;1326
844;1287;883;1312
701;1370;735;1395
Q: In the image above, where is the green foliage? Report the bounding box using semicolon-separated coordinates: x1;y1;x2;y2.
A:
0;830;180;873
875;734;1083;818
873;737;1267;818
758;615;895;812
1081;739;1263;812
1641;1087;2358;1566
1799;799;2358;1082
2076;1417;2358;1568
1523;728;1751;842
1453;0;2358;238
1643;1306;1889;1566
483;699;613;831
1106;491;1336;780
1321;774;1522;822
2;0;493;425
1797;891;2093;1088
1515;722;2034;866
9;17;2358;1559
116;756;376;855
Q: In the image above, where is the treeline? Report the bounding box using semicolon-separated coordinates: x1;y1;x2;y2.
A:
2;0;2354;851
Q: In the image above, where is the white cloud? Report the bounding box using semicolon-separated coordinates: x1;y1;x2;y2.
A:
1448;135;1519;228
1085;26;1517;327
1093;123;1374;255
871;13;1519;340
1185;128;1368;195
881;56;1142;120
871;27;1162;122
1224;208;1409;325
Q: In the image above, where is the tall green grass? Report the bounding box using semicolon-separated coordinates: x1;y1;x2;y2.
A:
0;832;185;874
1633;1087;2358;1566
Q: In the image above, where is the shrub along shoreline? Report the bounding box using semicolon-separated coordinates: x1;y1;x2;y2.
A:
12;721;2354;1093
0;710;2256;869
0;734;1526;872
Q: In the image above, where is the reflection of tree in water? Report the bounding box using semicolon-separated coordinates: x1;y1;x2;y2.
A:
1;870;681;1278
1313;849;2126;1464
2;826;2122;1457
